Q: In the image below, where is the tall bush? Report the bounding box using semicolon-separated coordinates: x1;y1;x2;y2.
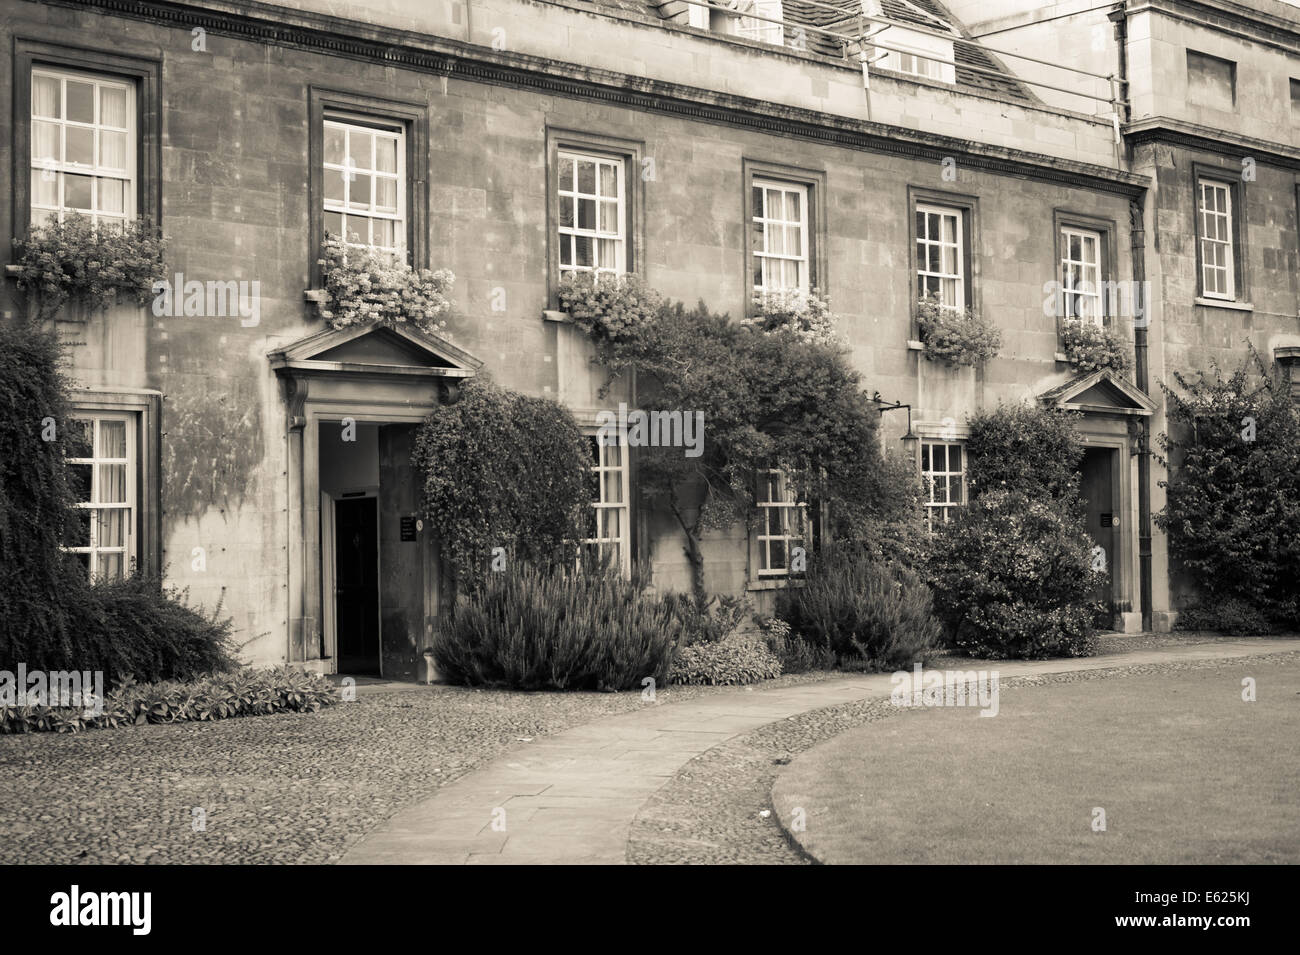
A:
413;377;591;590
929;403;1102;658
0;322;79;662
432;563;681;690
1157;349;1300;627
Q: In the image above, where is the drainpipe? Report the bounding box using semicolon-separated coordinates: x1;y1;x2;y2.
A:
1112;2;1154;632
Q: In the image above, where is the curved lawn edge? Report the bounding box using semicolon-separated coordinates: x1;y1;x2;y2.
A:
774;649;1300;867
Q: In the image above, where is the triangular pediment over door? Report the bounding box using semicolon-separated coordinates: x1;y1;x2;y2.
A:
1038;370;1157;417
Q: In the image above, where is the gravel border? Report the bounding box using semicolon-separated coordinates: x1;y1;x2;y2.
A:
625;648;1300;865
0;670;841;865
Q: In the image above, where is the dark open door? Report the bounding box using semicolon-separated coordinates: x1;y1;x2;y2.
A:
335;496;380;675
1080;447;1116;628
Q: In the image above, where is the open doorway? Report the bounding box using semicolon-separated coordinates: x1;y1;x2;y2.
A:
319;420;382;675
1080;446;1117;628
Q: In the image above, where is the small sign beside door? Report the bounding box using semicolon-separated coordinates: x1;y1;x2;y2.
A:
400;516;418;542
1100;513;1115;528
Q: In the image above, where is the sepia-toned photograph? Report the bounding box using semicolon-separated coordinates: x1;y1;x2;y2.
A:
0;0;1294;930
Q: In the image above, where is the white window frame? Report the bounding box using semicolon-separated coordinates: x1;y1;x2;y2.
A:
921;440;965;531
30;67;137;229
735;0;785;46
65;412;137;581
323;115;406;258
1197;178;1235;301
583;432;631;576
916;203;965;308
752;178;810;294
557;150;626;282
1061;226;1104;325
756;468;807;578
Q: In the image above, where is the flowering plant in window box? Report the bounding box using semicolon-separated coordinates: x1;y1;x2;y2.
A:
315;233;453;335
915;295;1000;367
1059;317;1131;376
11;212;165;321
744;287;838;346
557;271;664;342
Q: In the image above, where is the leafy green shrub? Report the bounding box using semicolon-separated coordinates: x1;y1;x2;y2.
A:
0;322;78;662
1060;318;1132;376
13;212;166;319
670;634;783;685
0;666;338;734
662;591;752;646
916;296;1001;367
964;403;1083;501
433;563;681;690
757;616;836;673
777;547;941;670
557;271;664;342
1157;349;1300;629
316;233;453;334
71;575;238;686
743;287;838;345
1175;599;1274;636
413;377;590;590
929;490;1102;658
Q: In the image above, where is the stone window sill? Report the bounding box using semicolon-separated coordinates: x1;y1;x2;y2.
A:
542;309;571;323
1194;296;1252;312
747;578;805;592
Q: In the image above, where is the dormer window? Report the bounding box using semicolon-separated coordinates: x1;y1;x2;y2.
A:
707;0;785;47
879;25;956;83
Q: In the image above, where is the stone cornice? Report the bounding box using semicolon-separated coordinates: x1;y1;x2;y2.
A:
39;0;1149;197
1124;116;1300;171
1127;0;1300;55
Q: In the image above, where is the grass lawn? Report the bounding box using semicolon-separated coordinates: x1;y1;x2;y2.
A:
771;657;1300;864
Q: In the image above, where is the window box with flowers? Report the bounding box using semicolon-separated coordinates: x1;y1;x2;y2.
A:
9;212;165;321
743;287;838;346
310;233;453;335
555;271;664;343
914;295;1001;367
1059;318;1132;376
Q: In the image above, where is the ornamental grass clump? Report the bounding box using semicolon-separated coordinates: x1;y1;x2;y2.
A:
915;296;1001;367
316;233;453;335
776;545;942;671
13;212;165;319
1060;318;1132;376
432;563;681;691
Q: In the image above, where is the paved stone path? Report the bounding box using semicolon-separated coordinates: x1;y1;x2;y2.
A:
340;638;1297;864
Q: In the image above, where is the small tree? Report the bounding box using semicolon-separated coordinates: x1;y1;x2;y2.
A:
1156;348;1300;627
412;377;591;591
592;301;899;598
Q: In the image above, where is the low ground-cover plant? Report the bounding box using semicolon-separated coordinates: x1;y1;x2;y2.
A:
12;212;166;319
557;271;664;342
777;546;941;671
1174;599;1274;636
743;288;837;345
1060;318;1131;376
915;297;1001;367
670;634;783;685
315;233;453;334
0;666;338;734
433;563;681;691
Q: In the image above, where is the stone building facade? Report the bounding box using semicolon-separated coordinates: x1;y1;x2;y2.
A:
2;0;1295;675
